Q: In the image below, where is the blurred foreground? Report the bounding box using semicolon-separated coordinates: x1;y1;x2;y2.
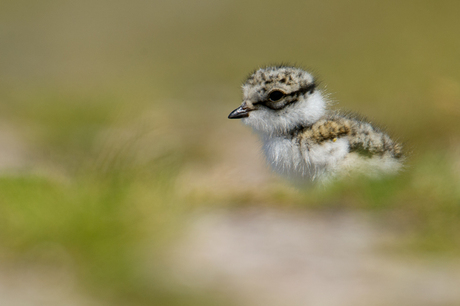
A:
1;0;460;305
170;209;460;306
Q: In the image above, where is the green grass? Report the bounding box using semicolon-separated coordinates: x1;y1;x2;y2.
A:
0;89;228;304
0;133;225;305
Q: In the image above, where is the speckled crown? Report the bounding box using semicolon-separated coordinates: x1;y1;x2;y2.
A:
244;66;314;88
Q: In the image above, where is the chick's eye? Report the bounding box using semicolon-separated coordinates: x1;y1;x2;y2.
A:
268;90;285;102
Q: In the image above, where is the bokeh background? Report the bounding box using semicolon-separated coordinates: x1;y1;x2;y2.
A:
1;0;460;305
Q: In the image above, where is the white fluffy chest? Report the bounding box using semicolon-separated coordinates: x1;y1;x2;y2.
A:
261;135;350;180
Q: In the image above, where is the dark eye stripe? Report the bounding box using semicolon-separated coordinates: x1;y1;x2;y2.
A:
259;83;316;110
291;83;316;96
269;83;316;101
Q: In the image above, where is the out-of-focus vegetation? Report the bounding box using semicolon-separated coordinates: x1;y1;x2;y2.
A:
0;0;459;304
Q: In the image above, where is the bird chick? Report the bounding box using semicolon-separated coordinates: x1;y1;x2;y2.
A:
228;65;403;182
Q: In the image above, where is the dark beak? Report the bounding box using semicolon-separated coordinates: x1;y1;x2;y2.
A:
228;105;250;119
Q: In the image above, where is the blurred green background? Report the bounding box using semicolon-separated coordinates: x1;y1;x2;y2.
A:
0;0;460;305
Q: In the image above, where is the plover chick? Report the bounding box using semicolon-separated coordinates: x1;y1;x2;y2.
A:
228;65;403;183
